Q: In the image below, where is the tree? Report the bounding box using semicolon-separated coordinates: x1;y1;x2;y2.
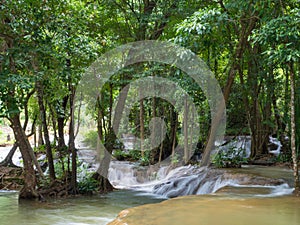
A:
84;0;197;191
251;7;300;195
175;1;262;161
1;0;101;197
0;0;45;198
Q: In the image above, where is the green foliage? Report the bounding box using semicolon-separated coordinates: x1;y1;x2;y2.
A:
212;146;248;168
251;8;300;65
171;153;180;165
112;149;141;161
276;153;292;163
176;8;227;38
139;150;151;166
112;149;151;166
35;145;46;153
128;150;141;161
78;176;99;195
52;156;99;194
139;156;150;166
53;156;69;179
34;143;57;154
83;130;98;148
113;149;128;160
296;83;300;155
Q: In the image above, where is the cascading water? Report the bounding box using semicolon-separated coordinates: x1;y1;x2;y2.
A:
215;135;283;158
216;136;252;158
62;134;289;198
108;161;141;188
107;160;294;198
269;136;282;156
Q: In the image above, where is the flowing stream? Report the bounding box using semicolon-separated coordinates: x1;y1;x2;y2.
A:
0;146;299;225
107;161;299;225
0;190;164;225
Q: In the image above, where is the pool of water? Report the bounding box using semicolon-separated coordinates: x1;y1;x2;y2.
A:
0;190;165;225
109;195;300;225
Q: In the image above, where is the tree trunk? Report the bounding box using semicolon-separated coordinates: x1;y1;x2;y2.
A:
0;142;18;167
97;96;104;142
201;13;258;166
184;95;189;164
50;105;58;145
140;98;145;157
289;63;299;196
57;117;66;148
69;84;78;195
75;92;83;139
171;110;178;163
150;97;157;163
5;37;41;199
38;124;44;146
57;96;69;151
36;81;56;181
96;95;105;161
95;84;130;192
158;116;164;165
10;114;39;199
93;129;114;193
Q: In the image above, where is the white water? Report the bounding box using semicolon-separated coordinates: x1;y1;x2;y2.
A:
108;161;294;198
217;136;252;158
0;135;289;200
0;146;22;167
216;135;283;158
269;136;282;156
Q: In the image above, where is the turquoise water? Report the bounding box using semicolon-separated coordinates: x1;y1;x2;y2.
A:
0;190;165;225
0;162;298;225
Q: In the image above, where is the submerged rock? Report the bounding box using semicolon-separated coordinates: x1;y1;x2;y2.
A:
108;196;300;225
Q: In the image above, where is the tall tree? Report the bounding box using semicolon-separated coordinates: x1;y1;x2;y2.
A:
252;7;300;195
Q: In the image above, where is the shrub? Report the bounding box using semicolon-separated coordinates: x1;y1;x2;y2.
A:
212;146;248;168
78;176;99;195
113;149;128;160
128;149;141;160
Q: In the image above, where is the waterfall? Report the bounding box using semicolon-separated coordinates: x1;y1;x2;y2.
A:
76;134;289;198
269;136;282;156
108;161;140;188
216;135;283;158
216;136;251;158
107;161;294;198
